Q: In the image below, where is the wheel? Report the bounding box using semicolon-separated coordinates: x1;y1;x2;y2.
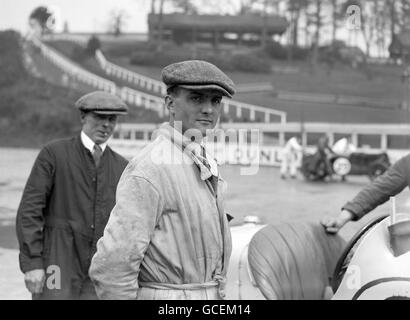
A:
301;155;317;181
331;214;389;293
332;157;351;177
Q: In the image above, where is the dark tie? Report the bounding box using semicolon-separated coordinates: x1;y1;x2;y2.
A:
200;145;211;172
93;144;103;167
199;146;219;193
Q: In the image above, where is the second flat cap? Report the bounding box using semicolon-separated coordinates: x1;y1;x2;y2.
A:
161;60;235;98
75;91;128;115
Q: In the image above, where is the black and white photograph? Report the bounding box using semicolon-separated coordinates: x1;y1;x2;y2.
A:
1;0;410;304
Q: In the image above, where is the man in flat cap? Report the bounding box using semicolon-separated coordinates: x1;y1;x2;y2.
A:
90;60;235;300
16;91;128;300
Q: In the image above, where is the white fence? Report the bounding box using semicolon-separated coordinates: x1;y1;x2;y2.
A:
108;122;410;166
120;87;168;118
96;49;167;96
30;37;116;94
41;33;87;45
95;50;287;123
28;37;169;118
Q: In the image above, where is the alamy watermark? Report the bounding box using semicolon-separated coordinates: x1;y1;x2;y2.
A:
346;5;361;30
149;121;261;176
44;265;61;290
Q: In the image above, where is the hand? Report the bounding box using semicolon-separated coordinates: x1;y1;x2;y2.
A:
321;210;354;234
24;269;46;294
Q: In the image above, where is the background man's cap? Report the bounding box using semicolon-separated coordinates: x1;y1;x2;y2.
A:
161;60;236;98
75;91;128;115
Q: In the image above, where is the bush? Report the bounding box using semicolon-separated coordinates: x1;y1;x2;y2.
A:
289;46;309;60
0;30;27;87
265;41;309;61
265;41;288;60
0;61;84;147
71;46;88;63
130;44;272;73
231;53;271;73
130;50;193;68
86;35;101;55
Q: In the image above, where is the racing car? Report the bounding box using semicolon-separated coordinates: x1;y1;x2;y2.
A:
226;213;410;300
301;151;390;181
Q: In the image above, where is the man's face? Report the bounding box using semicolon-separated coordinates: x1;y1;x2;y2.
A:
167;88;223;137
81;112;118;144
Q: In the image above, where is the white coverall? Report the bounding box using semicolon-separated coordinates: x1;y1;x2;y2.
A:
332;138;357;156
280;137;303;178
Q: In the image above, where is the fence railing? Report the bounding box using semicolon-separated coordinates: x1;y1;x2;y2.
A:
109;122;410;166
112;121;410;150
95;49;287;123
37;36;288;123
95;49;167;96
30;37;116;94
120;87;168;118
28;37;169;118
41;33;87;45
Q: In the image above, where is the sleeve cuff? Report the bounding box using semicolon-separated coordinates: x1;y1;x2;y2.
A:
19;254;44;273
341;203;363;221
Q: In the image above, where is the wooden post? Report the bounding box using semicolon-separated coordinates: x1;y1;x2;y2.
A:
236;106;242;118
381;134;388;150
250;109;255;121
279;131;285;146
351;133;359;148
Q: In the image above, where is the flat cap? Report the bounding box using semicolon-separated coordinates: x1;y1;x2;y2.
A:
161;60;235;98
75;91;128;115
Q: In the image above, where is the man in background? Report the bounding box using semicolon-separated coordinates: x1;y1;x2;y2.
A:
280;135;303;179
332;136;356;157
16;91;128;299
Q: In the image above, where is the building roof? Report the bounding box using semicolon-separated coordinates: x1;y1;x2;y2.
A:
148;13;288;34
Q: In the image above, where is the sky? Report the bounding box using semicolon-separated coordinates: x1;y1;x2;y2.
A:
0;0;384;56
0;0;152;33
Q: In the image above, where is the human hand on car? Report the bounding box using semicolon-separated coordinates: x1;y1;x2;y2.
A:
321;210;354;234
24;269;46;294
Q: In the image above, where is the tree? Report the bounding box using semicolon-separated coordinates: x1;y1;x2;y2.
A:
401;0;410;27
28;6;54;35
107;9;129;37
151;0;157;14
86;35;101;55
247;0;282;48
172;0;198;13
373;1;390;57
238;0;254;14
287;0;309;47
329;0;345;46
306;0;327;71
157;0;166;51
63;21;69;33
149;0;199;50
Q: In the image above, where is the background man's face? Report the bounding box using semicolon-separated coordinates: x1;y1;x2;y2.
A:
81;112;118;144
168;88;223;137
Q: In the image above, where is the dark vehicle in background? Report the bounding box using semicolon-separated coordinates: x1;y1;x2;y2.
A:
301;152;390;181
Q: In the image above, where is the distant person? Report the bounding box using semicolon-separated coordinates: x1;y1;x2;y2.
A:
89;60;235;300
332;136;356;157
315;134;336;176
16;91;129;300
280;135;303;179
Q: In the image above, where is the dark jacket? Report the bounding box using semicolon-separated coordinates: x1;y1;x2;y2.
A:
343;153;410;220
16;136;127;299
